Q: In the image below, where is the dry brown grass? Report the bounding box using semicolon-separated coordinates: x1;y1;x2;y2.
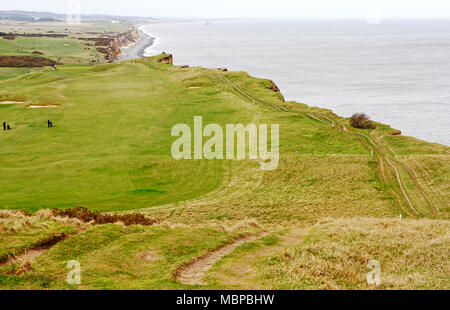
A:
5;259;34;276
0;209;85;232
259;217;449;290
0;210;45;233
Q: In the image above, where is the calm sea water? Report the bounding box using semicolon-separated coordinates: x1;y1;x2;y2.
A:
142;19;450;145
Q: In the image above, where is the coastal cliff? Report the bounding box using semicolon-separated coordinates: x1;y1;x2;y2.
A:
269;80;285;102
158;54;173;64
110;29;141;61
92;29;141;62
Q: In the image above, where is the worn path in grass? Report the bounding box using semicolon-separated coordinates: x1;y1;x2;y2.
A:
0;231;75;267
176;232;269;285
205;69;438;218
317;113;435;217
206;228;308;289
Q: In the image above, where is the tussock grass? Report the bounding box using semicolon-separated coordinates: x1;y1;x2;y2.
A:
0;211;77;264
259;217;449;290
0;210;48;233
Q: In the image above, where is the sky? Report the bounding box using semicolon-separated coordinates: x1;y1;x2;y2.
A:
1;0;450;18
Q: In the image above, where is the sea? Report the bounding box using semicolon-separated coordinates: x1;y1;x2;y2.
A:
141;19;450;145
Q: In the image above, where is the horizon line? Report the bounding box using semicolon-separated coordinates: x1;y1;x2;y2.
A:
2;9;450;20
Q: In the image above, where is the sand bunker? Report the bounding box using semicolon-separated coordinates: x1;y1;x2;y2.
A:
27;105;59;108
187;86;202;89
0;101;23;105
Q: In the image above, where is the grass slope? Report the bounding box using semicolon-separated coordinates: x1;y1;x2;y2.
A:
0;47;448;289
258;218;449;290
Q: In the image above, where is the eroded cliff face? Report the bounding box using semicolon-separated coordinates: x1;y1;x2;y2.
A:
106;29;140;62
91;29;140;62
269;80;285;102
158;54;173;64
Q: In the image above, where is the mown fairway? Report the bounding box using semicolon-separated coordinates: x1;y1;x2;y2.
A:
0;60;243;212
0;58;407;217
0;47;449;289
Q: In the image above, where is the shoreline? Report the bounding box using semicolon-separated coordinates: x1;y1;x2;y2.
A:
117;23;448;147
118;28;156;61
128;21;449;146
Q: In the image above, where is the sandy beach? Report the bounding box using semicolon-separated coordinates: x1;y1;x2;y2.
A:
119;28;155;61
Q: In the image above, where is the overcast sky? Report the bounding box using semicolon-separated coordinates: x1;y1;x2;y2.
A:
1;0;450;18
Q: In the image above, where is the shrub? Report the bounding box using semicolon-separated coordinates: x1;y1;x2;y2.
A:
52;207;158;226
350;113;374;129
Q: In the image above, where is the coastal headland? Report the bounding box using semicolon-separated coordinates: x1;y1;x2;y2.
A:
0;18;448;290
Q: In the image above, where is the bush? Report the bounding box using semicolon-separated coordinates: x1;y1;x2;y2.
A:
52;207;158;226
350;113;374;129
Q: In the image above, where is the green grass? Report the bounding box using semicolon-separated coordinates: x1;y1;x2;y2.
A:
0;211;78;263
0;61;253;212
0;32;448;289
0;68;36;80
0;36;95;64
0;222;76;263
0;223;259;290
1;56;448;220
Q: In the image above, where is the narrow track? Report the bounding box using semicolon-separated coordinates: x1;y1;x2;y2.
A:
373;137;437;217
204;70;287;112
202;68;436;218
0;232;76;267
326;115;434;217
175;232;269;285
385;157;419;215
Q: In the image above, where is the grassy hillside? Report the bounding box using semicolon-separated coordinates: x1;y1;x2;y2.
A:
0;59;402;219
207;217;449;290
0;40;448;289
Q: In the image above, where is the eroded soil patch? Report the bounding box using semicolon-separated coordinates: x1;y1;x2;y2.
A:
0;232;69;268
